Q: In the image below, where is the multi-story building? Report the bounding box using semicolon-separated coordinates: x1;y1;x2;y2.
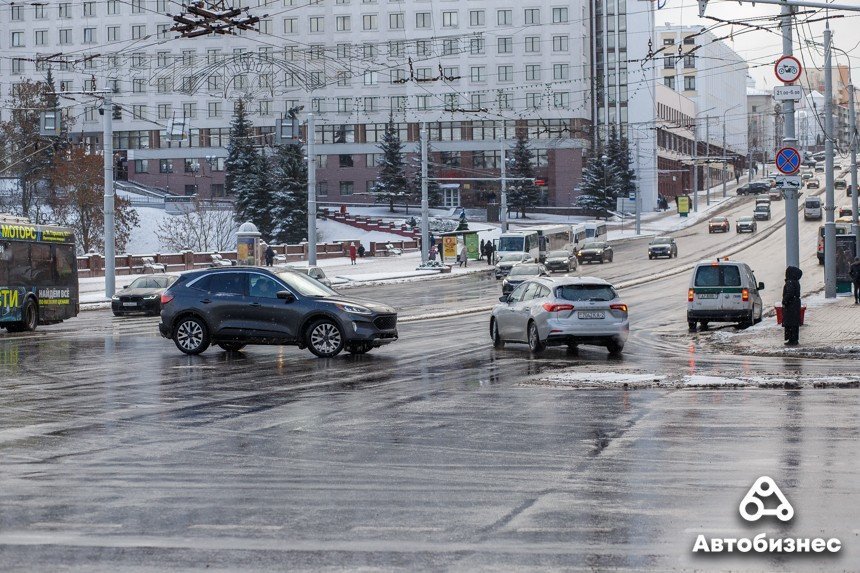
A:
655;24;748;191
1;0;593;207
797;65;853;152
655;84;694;199
747;78;778;169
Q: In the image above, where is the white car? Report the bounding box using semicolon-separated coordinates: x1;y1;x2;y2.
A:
490;276;629;354
687;260;764;331
281;265;332;287
494;252;534;279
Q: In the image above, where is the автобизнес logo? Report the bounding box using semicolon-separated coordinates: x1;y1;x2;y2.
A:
739;476;793;522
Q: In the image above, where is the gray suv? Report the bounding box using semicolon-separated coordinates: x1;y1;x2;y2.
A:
158;268;398;357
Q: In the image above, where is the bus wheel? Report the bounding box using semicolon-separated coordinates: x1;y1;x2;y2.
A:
8;299;38;332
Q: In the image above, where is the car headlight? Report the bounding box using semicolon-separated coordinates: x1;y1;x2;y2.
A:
144;294;159;300
334;303;372;315
111;295;119;300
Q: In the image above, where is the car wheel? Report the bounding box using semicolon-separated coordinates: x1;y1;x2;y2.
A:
218;342;246;352
490;318;504;349
527;321;545;353
306;319;345;358
649;254;653;260
173;315;210;355
567;343;578;354
6;299;38;333
610;253;614;262
700;321;709;331
606;339;624;354
113;311;125;317
688;320;697;332
599;256;605;264
346;342;373;355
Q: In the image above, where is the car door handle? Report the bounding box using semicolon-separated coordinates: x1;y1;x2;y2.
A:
249;302;261;307
200;299;211;304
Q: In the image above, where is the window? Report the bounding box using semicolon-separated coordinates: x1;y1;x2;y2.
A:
208;101;221;117
664;56;675;69
182;102;197;118
35;30;46;46
11;5;23;20
498;65;513;82
416;40;431;57
316;182;328;197
336;71;350;87
83;28;96;43
11;32;24;47
157;104;171;119
132;105;146;119
363;97;377;112
526;93;542;109
470;38;485;55
553;35;569;52
470;66;485;82
83;2;95;16
84;106;96;122
337;98;351;112
684;36;696;45
58;29;72;44
552;7;568;23
416;95;429;111
391;96;406;112
11;59;25;74
416;12;431;28
339;154;354;167
309;16;323;32
107;26;120;41
684;76;696;91
157;77;171;93
470;10;484;26
524;36;540;53
389;13;403;29
309;44;324;60
58;3;71;18
498;37;512;54
684;54;696;68
553;92;569;108
442;11;458;27
310;71;324;87
339;181;354;196
497;9;512;25
553;64;569;80
391;69;407;83
132;25;146;40
362;14;377;30
159;159;173;173
107;1;119;14
364;70;378;85
442;66;458;80
525;65;541;81
470;94;486;110
362;43;376;58
524;8;539;25
444;94;459;111
366;153;382;167
131;0;143;13
156;0;168;11
442;39;458;56
35;4;46;18
389;41;404;57
663;38;675;46
249;275;282;299
664;75;675;89
134;159;148;173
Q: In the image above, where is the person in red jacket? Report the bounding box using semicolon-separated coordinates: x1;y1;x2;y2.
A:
349;242;357;265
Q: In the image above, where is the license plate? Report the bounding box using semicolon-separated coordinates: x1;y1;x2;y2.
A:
122;302;138;307
577;311;605;319
697;293;718;299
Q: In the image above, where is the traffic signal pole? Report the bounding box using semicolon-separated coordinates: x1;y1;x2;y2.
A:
823;25;836;298
849;85;859;259
103;90;115;298
781;3;800;271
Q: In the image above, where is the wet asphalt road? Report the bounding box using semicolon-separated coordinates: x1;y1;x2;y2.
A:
2;194;859;571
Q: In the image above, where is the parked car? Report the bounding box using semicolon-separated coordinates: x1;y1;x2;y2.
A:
839;206;853;218
502;263;549;295
112;275;179;316
687;259;764;331
490;276;629;354
648;237;677;259
735;216;757;233
708;217;730;233
765;178;776;188
807;178;820;189
576;241;614;264
158;268;398;357
282;264;332;287
494;252;533;279
544;249;577;273
753;205;772;221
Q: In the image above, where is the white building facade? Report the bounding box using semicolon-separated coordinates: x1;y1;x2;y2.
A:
0;0;595;207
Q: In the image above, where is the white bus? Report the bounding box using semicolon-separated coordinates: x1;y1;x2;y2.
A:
498;225;574;262
497;230;541;261
535;225;574;262
585;221;607;240
571;223;587;247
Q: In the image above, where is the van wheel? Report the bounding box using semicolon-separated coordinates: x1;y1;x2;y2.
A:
688;321;697;332
173;316;210;355
527;321;545;353
490;319;504;348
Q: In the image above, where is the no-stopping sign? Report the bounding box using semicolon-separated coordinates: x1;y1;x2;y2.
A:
774;55;802;84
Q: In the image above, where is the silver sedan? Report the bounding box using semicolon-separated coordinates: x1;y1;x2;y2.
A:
490;276;629;354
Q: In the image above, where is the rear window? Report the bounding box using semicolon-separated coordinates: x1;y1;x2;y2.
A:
806;198;820;207
695;265;742;287
556;284;617;302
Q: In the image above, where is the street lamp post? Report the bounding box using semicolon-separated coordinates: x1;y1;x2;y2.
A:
692;107;716;212
722;104;741;198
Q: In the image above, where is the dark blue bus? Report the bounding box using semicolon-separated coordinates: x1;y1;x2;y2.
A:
0;216;79;332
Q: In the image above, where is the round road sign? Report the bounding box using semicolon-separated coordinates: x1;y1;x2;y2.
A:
774;55;802;84
775;146;801;175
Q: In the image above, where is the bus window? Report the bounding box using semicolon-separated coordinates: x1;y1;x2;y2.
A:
54;244;76;285
6;242;31;285
30;243;52;285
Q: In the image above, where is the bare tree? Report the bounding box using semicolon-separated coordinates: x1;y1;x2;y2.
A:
156;197;237;252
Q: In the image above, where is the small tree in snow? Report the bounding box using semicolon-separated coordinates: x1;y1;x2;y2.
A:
507;133;540;219
370;116;409;212
606;126;636;198
578;152;622;216
271;142;308;244
227;99;260;223
156;198;237;252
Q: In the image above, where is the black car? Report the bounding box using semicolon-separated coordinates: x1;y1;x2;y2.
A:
112;275;178;316
647;237;677;259
737;182;770;195
544;250;577;273
753;206;771;221
736;216;757;233
502;263;549;295
158;268;398;357
577;241;614;264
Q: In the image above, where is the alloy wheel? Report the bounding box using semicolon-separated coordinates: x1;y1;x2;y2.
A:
177;320;204;351
311;322;342;355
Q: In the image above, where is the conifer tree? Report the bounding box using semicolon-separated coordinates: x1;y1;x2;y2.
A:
271;142;308;244
507;133;540;219
227;99;259;224
370;115;409;212
606;126;637;198
577;151;622;216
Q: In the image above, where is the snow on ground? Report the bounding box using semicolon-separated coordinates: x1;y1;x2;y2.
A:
316;218;409;248
531;372;667;388
125;206;172;254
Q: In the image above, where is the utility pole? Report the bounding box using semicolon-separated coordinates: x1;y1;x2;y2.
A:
692;127;698;212
850;85;859;257
781;3;800;271
722;120;728;198
307;113;317;266
500;139;508;232
103;90;115;299
634;138;641;235
420;124;429;263
705;117;711;206
824;24;836;297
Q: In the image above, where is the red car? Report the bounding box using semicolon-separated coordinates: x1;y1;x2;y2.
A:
708;217;730;233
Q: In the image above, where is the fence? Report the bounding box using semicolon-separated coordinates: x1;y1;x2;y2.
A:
76;238;420;278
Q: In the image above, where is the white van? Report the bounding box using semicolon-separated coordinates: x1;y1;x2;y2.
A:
687;260;764;331
584;221;607;240
804;197;822;220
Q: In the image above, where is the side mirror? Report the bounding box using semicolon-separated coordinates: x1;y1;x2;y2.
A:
276;290;296;303
123;285;128;289
758;282;765;291
499;295;509;303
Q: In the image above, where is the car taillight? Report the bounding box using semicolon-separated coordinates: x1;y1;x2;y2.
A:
742;288;749;302
610;303;628;313
542;303;574;312
688;288;695;302
160;293;174;305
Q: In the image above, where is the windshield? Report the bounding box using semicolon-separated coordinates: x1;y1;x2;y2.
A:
739;217;753;222
498;236;525;253
755;206;769;211
276;271;338;297
712;217;727;223
582;242;604;250
129;276;172;289
547;251;569;258
498;253;526;263
651;238;671;245
556;284;617;302
509;265;541;276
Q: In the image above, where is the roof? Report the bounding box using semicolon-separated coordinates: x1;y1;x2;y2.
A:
535;276;613;287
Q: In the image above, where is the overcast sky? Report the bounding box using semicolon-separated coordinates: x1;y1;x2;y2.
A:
657;0;859;90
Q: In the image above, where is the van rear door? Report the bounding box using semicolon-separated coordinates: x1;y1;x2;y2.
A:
718;265;745;313
691;265;723;313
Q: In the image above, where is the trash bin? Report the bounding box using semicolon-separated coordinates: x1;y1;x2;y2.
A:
774;304;806;326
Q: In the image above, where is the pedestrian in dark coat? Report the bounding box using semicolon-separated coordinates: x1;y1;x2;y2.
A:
264;245;275;266
850;257;860;304
486;242;494;265
357;244;366;258
782;265;803;346
479;239;486;261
